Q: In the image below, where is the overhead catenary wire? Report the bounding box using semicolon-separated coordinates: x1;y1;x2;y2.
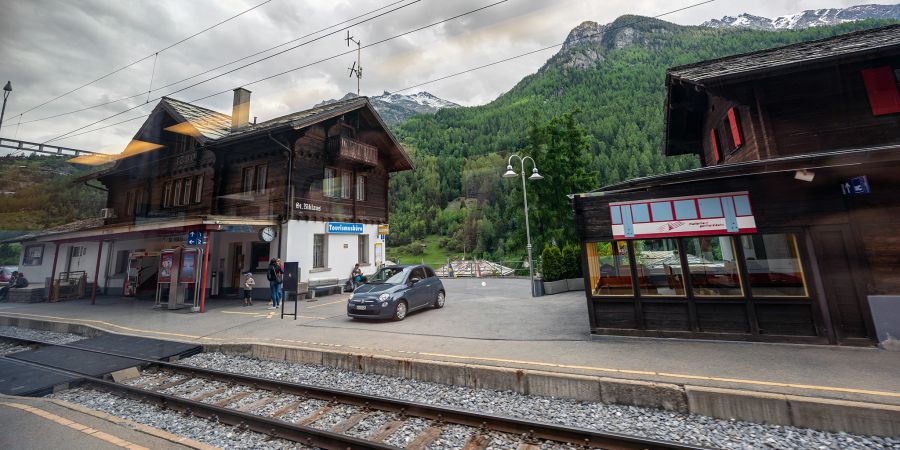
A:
42;0;508;144
15;0;416;127
10;0;275;119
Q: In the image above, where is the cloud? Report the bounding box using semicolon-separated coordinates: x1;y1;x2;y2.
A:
0;0;891;152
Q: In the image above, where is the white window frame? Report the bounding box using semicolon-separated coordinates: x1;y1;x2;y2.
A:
313;234;328;268
340;170;351;199
193;175;203;204
163;181;172;208
358;234;369;264
356;174;366;201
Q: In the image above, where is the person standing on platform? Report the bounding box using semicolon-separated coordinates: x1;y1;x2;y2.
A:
242;273;255;306
267;258;283;309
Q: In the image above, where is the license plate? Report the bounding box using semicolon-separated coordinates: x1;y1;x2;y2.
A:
355;305;366;310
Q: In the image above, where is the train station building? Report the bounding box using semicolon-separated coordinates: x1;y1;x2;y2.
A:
573;25;900;345
9;91;412;310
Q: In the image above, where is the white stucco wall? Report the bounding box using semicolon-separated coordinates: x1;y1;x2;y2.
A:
283;220;383;283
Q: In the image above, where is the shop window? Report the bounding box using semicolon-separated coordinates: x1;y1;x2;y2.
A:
633;239;685;296
249;242;270;272
741;233;808;297
684;236;742;296
586;241;633;296
358;234;369;264
313;234;327;268
23;244;44;266
356;174;366;201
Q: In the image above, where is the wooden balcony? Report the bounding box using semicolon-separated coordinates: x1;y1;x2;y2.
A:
328;135;378;167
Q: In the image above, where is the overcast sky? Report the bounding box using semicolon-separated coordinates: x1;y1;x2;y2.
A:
0;0;894;153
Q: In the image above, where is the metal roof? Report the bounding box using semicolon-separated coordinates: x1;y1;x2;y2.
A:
161;97;232;141
668;24;900;85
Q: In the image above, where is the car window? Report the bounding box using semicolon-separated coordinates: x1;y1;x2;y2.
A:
369;267;408;284
411;267;427;281
424;267;435;278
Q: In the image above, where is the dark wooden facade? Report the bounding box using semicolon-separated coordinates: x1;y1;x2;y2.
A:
95;97;411;226
574;25;900;345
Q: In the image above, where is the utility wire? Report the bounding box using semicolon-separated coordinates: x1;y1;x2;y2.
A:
43;0;507;144
11;0;274;118
16;0;415;126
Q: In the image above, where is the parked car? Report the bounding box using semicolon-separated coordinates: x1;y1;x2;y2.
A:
0;266;18;283
347;264;445;321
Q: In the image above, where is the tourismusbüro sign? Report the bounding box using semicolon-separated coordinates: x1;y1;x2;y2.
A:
609;192;756;240
326;222;364;234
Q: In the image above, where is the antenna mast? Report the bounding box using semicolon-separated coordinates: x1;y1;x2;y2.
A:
346;30;362;96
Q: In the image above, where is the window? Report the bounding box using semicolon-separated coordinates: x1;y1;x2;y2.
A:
741;233;808;297
633;239;685;296
255;165;267;194
698;197;723;218
684;236;742;296
135;189;145;215
650;202;673;222
424;266;436;278
358;234;369;264
173;179;182;206
610;205;622;225
630;204;650;223
125;190;135;216
174;134;194;153
586;241;633;296
114;250;130;275
23;244;44;266
250;242;270;271
163;181;173;208
410;267;427;282
182;178;192;206
313;234;327;268
356;174;366;201
341;170;351;199
242;167;254;194
323;168;337;198
673;200;698;220
193;176;203;204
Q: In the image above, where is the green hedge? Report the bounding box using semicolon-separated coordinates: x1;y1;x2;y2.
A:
541;244;582;282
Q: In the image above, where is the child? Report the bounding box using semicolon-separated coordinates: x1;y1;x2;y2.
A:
243;273;255;306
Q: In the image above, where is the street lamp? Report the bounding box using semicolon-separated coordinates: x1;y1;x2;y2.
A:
503;154;543;297
0;81;11;134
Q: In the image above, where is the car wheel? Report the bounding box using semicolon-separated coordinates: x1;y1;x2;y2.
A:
393;301;408;321
433;291;445;309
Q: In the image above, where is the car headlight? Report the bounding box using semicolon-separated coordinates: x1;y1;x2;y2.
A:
378;293;391;301
381;301;388;307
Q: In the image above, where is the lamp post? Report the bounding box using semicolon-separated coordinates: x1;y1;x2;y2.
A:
503;154;543;297
0;81;11;133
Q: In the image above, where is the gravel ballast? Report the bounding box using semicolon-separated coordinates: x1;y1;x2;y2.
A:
180;352;899;450
0;325;86;344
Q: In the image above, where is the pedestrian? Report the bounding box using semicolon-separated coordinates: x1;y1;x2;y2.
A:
349;263;363;290
267;258;283;309
0;271;18;302
242;272;255;306
276;258;285;302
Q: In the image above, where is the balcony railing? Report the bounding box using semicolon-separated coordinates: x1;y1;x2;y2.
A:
328;135;378;167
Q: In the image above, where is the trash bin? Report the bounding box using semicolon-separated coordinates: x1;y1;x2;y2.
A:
532;278;544;297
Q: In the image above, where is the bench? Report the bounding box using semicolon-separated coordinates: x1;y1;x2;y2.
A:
308;278;343;299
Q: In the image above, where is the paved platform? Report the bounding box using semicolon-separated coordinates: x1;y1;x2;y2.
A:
0;394;205;450
1;278;898;407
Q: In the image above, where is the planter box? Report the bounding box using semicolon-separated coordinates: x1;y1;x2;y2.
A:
566;278;585;292
543;279;568;295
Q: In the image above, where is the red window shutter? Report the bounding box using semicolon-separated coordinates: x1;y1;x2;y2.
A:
862;66;900;116
710;129;720;163
727;107;742;148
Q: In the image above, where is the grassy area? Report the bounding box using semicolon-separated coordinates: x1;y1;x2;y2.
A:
386;235;453;267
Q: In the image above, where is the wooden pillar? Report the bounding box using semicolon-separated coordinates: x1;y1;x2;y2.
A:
198;232;212;313
48;243;60;302
91;241;103;305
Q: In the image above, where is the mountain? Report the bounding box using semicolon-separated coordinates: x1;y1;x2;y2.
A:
317;91;460;125
702;4;900;30
387;17;899;259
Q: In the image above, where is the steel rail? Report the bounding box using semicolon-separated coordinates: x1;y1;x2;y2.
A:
0;334;713;450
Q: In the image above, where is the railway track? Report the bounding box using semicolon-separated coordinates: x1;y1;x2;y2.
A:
0;334;711;450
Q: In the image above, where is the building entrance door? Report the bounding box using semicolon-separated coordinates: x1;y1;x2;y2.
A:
231;243;244;290
809;225;874;344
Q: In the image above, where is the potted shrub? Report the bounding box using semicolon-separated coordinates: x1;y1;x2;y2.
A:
562;244;585;292
540;246;568;295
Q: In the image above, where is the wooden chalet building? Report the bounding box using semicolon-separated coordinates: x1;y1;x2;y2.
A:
14;89;412;310
572;25;900;345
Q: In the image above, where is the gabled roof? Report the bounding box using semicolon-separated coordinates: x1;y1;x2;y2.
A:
216;96;368;142
160;97;232;142
668;24;900;85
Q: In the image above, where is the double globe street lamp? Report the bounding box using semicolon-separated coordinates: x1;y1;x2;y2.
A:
503;154;543;297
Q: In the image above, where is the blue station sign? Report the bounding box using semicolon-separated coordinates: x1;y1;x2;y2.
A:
326;222;364;234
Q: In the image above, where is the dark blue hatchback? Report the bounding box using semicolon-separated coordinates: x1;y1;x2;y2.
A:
347;265;445;321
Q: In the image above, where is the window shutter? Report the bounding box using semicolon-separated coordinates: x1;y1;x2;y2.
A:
710;129;720;163
727;108;742;148
862;66;900;116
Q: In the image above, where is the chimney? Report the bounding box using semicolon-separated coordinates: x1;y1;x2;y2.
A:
231;87;252;131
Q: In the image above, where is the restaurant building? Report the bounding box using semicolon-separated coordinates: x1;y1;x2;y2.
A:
572;25;900;345
11;90;412;310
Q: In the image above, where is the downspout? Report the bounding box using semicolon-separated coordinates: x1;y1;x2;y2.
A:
267;132;294;259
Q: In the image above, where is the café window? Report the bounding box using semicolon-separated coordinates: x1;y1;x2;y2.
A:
586;241;633;296
683;236;742;296
23;244;44;266
313;234;327;268
741;233;808;297
358;234;369;264
633;239;685;296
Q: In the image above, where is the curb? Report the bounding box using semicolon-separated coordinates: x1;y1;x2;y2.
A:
3;315;898;438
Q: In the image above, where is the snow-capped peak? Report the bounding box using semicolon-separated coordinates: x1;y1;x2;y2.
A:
701;4;900;30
